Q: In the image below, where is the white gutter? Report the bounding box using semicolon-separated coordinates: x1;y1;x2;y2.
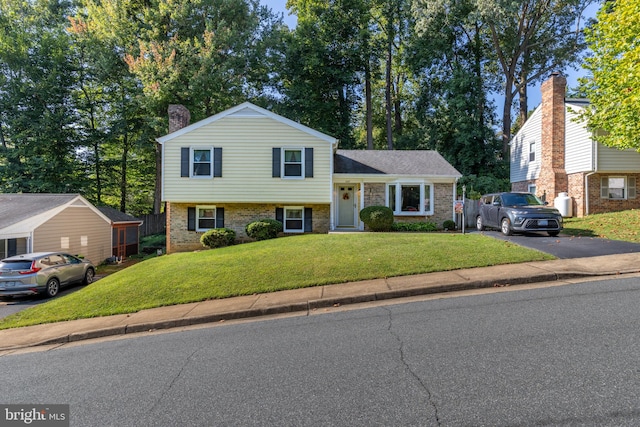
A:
585;139;598;216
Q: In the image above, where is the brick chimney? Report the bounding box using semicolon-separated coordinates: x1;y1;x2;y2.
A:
538;72;568;202
168;104;190;133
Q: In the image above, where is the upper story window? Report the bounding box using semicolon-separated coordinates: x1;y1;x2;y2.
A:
192;148;213;178
387;183;433;215
601;176;637;200
272;147;313;179
283;148;304;178
529;142;536;162
180;147;222;178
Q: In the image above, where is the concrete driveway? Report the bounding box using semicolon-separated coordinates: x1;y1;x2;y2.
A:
479;230;640;259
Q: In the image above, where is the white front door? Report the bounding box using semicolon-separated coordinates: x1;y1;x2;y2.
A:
337;186;356;227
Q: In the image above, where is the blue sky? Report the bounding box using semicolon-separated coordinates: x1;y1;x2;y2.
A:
261;0;600;112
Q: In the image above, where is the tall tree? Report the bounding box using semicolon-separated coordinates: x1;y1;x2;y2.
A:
0;0;86;193
580;0;640;151
477;0;593;156
82;0;282;213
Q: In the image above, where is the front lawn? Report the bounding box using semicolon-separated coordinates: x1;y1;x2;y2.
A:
562;209;640;243
0;233;553;329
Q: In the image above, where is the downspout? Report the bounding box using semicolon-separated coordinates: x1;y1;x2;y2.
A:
584;140;598;216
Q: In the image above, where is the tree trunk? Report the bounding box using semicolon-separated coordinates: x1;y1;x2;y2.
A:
365;59;373;150
120;134;128;212
385;29;393;150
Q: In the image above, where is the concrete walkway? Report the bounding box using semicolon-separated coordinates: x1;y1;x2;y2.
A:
1;253;640;353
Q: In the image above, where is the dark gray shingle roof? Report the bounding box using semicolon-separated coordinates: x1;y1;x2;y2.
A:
0;194;80;230
335;150;461;177
97;206;142;224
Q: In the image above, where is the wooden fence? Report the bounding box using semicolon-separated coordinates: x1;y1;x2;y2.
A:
455;198;479;231
137;213;166;237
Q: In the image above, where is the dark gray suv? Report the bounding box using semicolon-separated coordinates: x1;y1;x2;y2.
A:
476;192;563;236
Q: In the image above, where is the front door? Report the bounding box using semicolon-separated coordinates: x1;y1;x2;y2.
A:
337;186;356;227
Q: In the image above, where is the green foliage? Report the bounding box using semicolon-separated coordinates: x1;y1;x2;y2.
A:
581;0;640;151
442;220;456;230
200;228;236;249
359;206;394;232
245;219;283;241
392;222;437;232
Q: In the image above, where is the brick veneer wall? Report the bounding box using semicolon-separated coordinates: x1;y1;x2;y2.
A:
587;173;640;215
362;182;454;229
567;173;585;217
166;202;330;253
538;73;568;202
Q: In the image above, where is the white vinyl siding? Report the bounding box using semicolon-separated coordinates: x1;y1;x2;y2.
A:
163;116;333;203
597;145;640;172
510;107;542;183
564;105;594;174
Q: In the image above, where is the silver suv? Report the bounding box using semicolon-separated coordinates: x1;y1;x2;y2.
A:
0;252;95;299
476;192;563;236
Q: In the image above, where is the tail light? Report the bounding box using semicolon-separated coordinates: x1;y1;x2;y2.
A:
19;261;41;275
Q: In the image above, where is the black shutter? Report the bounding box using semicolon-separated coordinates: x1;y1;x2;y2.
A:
216;207;224;228
187;207;196;230
7;238;17;257
304;208;313;232
181;147;190;177
214;147;222;177
272;147;281;177
305;148;313;178
275;207;284;223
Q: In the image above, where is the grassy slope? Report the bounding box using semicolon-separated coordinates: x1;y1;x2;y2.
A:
0;233;552;328
562;209;640;243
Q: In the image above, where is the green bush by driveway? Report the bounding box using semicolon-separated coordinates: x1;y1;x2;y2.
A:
0;233;553;329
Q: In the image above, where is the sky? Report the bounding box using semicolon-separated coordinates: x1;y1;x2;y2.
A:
261;0;601;113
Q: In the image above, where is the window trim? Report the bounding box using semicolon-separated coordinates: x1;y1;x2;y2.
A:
386;182;434;216
195;205;217;232
529;141;536;162
190;147;214;178
283;206;304;233
601;176;628;200
281;148;305;179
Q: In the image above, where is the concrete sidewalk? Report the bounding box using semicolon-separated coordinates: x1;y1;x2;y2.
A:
1;253;640;353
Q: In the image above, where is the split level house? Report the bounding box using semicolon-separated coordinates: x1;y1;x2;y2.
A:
511;72;640;217
158;103;462;253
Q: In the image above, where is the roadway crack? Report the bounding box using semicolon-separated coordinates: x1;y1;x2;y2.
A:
383;307;441;426
149;347;200;413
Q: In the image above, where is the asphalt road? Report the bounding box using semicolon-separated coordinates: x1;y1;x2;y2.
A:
478;229;640;258
2;276;640;426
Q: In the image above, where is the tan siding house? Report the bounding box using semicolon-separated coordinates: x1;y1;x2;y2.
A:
510;73;640;217
0;194;112;265
159;103;462;253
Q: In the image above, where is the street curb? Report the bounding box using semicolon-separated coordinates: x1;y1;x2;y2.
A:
5;268;638;351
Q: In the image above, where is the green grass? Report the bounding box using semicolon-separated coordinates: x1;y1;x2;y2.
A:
562;209;640;243
0;233;553;329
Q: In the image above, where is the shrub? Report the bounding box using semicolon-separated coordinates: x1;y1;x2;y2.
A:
359;206;394;231
200;228;236;248
245;219;283;241
392;222;437;232
442;220;456;230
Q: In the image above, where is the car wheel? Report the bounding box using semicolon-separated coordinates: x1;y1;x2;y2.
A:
501;218;512;236
548;231;560;237
476;216;484;231
83;268;95;285
44;278;60;298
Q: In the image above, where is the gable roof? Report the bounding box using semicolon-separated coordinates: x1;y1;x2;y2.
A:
156;102;338;146
0;194;110;236
335;150;462;178
97;206;143;225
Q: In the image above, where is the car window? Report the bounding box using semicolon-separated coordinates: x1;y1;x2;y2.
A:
48;255;66;265
0;260;33;270
64;255;82;264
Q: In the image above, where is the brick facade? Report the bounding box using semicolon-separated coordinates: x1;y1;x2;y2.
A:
537;72;568;203
586;173;640;215
166;202;330;253
361;182;453;229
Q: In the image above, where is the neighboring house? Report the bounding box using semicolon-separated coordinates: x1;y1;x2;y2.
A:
0;194;112;265
511;72;640;217
158;102;462;253
97;206;143;259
